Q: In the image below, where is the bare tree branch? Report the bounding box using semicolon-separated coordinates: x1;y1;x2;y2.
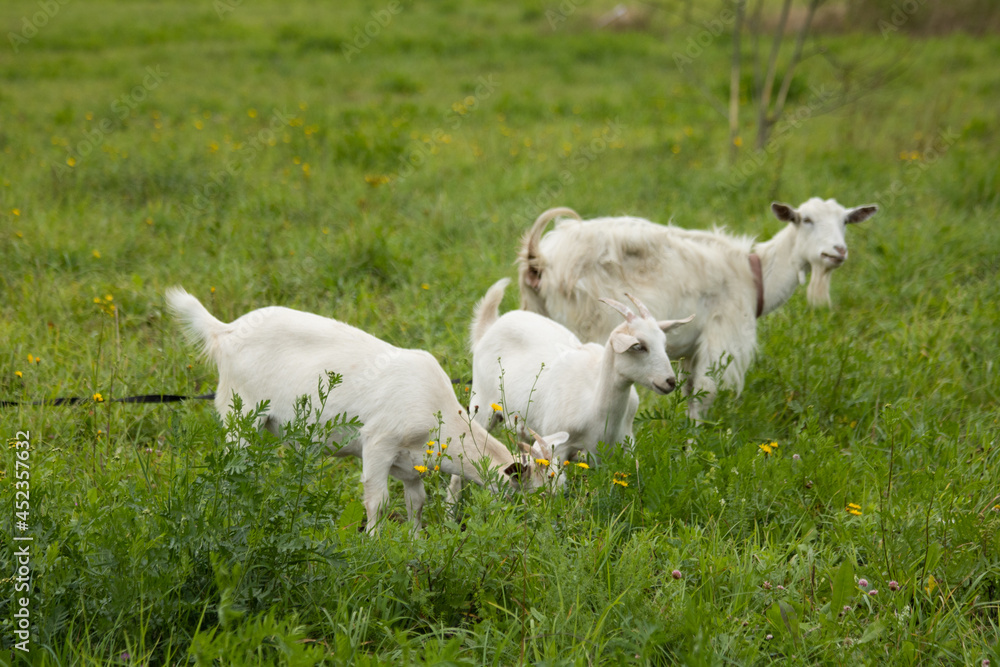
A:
756;0;793;149
749;0;765;102
771;0;825;128
729;0;747;162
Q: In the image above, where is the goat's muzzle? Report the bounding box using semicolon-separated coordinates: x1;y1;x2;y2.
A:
821;248;847;267
654;377;677;395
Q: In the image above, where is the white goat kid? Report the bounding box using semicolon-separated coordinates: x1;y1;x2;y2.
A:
468;278;693;463
517;198;878;421
166;287;563;534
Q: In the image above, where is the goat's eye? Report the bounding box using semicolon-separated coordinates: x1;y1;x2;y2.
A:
630;343;646;353
802;217;813;224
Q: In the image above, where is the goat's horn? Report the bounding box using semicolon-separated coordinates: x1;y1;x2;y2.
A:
624;293;653;320
599;298;635;322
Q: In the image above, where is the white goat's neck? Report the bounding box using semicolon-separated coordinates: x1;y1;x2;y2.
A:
592;340;634;443
442;414;513;485
753;224;805;317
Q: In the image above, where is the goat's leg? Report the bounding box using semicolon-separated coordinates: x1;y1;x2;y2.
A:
360;452;394;534
685;353;718;422
400;474;427;535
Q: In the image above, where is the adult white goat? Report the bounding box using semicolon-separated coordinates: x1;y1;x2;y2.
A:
467;278;693;463
517;198;878;420
166;287;567;534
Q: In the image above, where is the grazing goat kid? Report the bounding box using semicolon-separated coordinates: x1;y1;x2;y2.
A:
166;288;564;534
468;278;693;463
517;198;879;420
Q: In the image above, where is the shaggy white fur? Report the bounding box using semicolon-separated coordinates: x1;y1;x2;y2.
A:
517;198;878;420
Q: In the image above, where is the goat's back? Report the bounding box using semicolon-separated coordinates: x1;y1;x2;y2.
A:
172;293;455;438
527;216;756;347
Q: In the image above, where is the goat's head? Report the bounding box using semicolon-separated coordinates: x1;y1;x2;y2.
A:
599;295;694;395
503;430;570;491
771;197;879;307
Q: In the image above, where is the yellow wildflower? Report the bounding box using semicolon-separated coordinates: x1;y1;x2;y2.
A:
535;458;550;467
93;393;104;403
759;443;773;455
846;503;862;516
12;208;20;216
575;462;589;469
413;465;428;474
421;283;430;290
426;449;434;456
490;403;502;412
67;157;76;167
15;371;22;378
427;440;436;447
364;174;390;187
434;465;440;471
441;442;448;450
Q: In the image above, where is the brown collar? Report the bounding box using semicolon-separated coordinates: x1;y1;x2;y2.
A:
749;253;764;318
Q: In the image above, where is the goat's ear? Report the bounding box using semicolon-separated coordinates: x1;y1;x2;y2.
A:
517;441;533;455
658;314;695;332
610;332;640;353
532;431;569;460
540;431;569;449
845;204;878;224
771;202;800;224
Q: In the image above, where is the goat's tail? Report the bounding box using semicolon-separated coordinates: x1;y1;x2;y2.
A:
469;278;510;352
165;287;227;362
517;207;581;292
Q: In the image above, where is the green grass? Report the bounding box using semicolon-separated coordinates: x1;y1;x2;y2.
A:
2;0;999;664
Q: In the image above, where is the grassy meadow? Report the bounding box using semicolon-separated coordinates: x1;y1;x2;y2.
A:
2;0;999;663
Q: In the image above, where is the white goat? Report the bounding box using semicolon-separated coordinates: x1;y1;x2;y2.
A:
467;278;693;463
166;287;567;534
517;198;879;420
